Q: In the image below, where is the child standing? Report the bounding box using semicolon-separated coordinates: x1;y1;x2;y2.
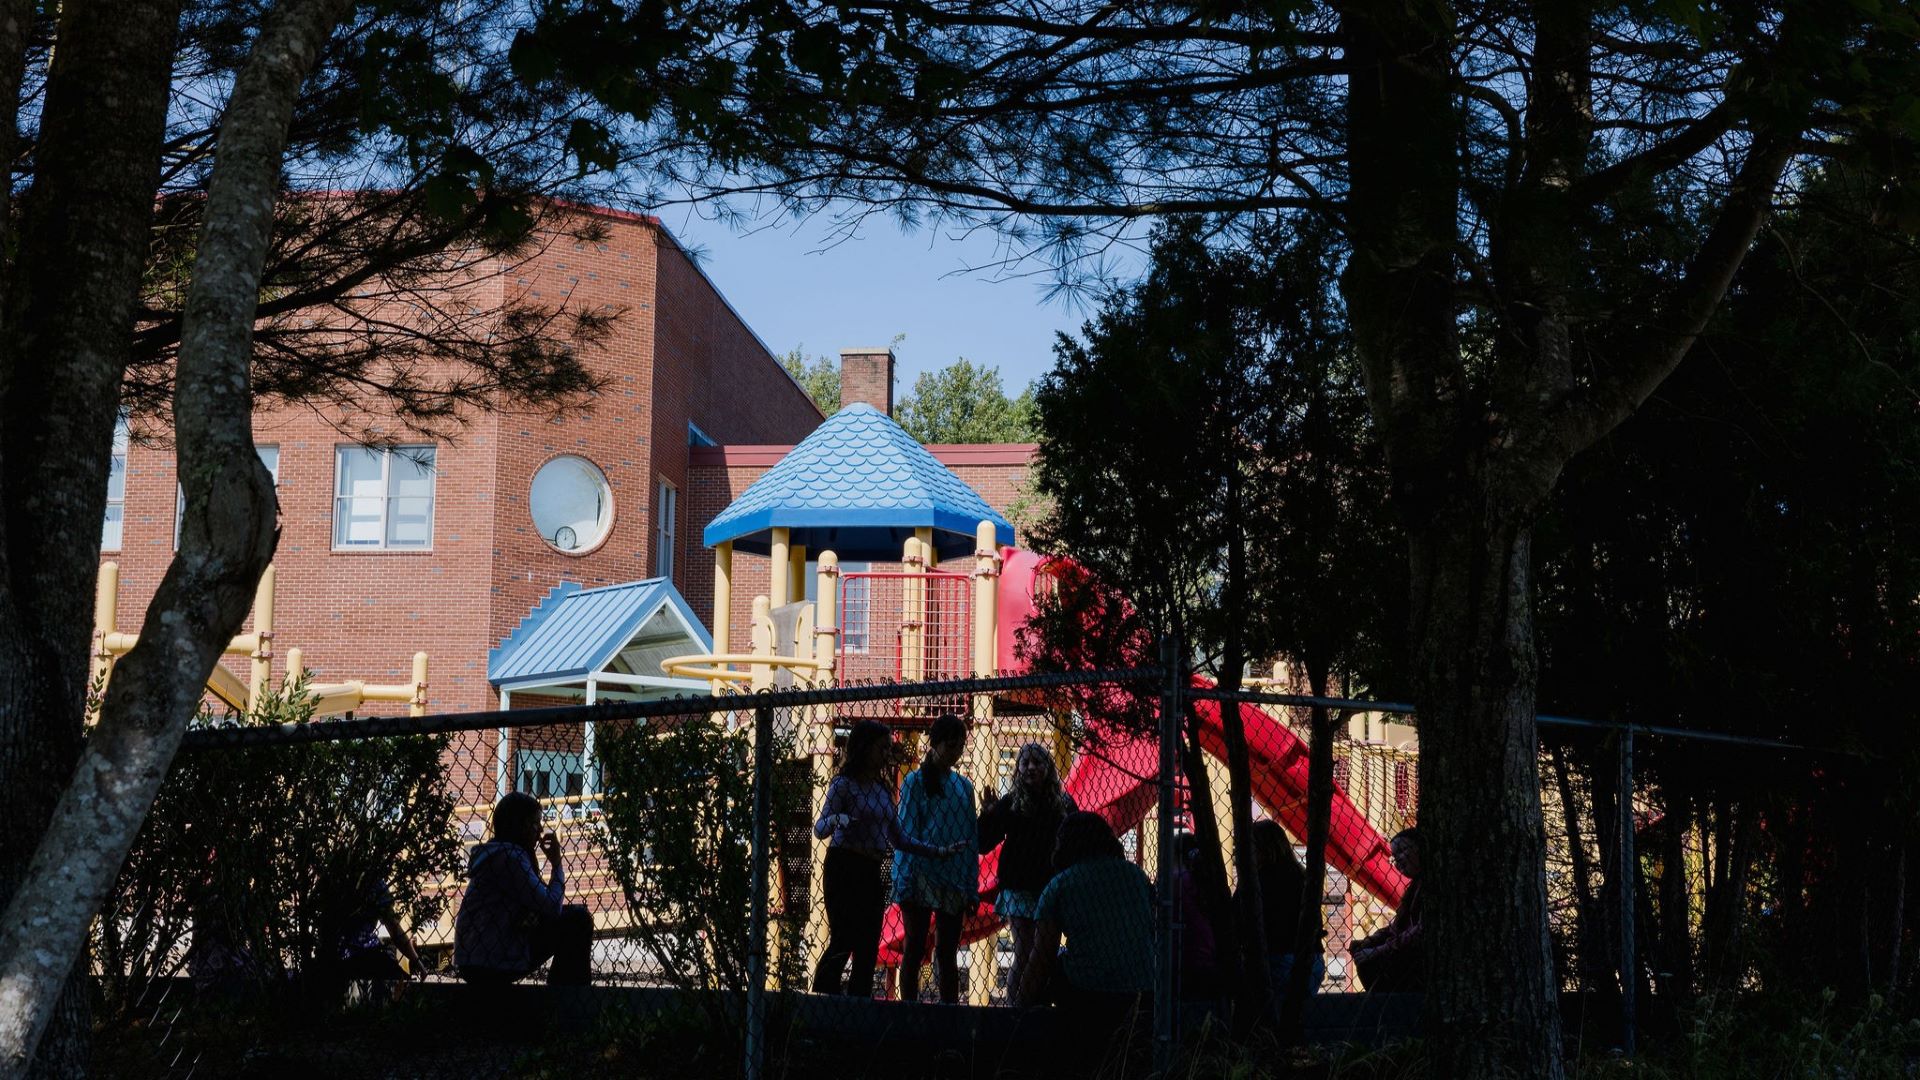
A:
811;720;957;997
978;741;1076;1003
893;713;978;1003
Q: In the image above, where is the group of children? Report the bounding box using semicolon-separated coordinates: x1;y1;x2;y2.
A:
812;713;1154;1009
317;714;1417;1005
809;713;1426;1010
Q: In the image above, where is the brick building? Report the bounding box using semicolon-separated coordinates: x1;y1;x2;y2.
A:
96;207;1037;719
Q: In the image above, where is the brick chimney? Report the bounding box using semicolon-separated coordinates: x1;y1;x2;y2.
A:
839;347;896;416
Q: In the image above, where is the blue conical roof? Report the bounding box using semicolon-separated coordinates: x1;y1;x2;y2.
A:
703;403;1015;561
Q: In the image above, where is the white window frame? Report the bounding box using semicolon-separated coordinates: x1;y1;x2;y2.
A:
654;479;677;580
331;444;437;551
837;562;873;653
177;446;279;549
102;417;129;551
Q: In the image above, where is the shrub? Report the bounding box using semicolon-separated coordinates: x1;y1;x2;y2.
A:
93;676;462;1012
591;714;808;1016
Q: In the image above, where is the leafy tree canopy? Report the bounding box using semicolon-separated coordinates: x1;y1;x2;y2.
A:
781;346;841;414
895;359;1036;443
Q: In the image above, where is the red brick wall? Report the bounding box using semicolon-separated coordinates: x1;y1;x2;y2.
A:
99;208;821;719
648;234;823;597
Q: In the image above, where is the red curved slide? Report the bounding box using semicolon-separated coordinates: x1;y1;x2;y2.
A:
875;548;1407;965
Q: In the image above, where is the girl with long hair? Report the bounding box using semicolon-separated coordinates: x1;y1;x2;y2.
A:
811;719;959;997
978;741;1077;1002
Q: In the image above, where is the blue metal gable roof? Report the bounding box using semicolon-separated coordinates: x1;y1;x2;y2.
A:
488;577;713;690
703;403;1016;561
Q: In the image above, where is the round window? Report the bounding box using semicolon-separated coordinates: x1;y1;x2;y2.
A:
530;456;612;553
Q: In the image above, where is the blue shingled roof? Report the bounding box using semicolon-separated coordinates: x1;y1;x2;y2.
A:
703;403;1016;560
489;577;712;690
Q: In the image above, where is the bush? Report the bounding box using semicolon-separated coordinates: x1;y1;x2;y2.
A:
93;676;462;1012
591;715;808;1011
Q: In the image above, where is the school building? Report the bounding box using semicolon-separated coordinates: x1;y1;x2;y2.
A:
93;205;1037;727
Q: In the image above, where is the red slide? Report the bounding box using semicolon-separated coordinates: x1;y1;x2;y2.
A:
876;548;1406;964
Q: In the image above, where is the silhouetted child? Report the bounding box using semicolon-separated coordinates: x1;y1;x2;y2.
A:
454;791;591;985
979;741;1077;1004
1017;811;1153;1018
811;719;957;997
1353;826;1422;992
893;713;978;1003
1244;819;1324;1013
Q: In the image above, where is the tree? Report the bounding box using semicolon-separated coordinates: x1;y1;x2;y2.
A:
895;359;1036;443
0;0;653;1071
517;4;1920;1070
1027;217;1397;1028
1532;158;1920;1010
782;345;841;413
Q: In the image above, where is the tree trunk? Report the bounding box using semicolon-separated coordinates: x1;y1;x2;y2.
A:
1407;503;1565;1079
1279;671;1336;1040
0;0;350;1069
1551;742;1611;999
1656;790;1694;1003
0;1;186;1074
1179;704;1235;982
1217;467;1269;1029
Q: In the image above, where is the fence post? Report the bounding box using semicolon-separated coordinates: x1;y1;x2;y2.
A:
746;702;774;1080
1617;726;1636;1057
1154;637;1182;1075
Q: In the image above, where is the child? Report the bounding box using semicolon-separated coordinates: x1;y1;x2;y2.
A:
454;791;591;985
1017;812;1154;1015
978;741;1076;1003
893;713;978;1003
811;719;958;997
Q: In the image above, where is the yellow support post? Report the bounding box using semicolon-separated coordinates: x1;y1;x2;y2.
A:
814;552;840;688
713;541;733;656
283;646;304;692
901;533;926;683
246;565;277;712
769;528;791;618
410;651;429;716
750;595;774;692
965;521;1001;1003
90;562;120;694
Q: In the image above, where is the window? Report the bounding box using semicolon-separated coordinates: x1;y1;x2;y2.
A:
837;563;872;651
654;480;676;579
177;446;279;549
529;455;611;552
333;445;435;550
516;749;584;801
686;421;716;448
102;418;129;550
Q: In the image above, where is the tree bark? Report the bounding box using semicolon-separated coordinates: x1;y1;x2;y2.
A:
0;2;185;1074
1656;791;1694;1003
1406;502;1566;1077
1279;675;1336;1039
1217;466;1270;1029
0;0;351;1070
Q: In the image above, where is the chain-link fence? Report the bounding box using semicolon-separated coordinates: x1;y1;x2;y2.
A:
95;668;1814;1077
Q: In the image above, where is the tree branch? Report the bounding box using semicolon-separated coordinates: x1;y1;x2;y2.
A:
1548;130;1798;461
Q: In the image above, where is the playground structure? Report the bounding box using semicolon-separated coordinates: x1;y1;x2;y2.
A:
657;403;1415;1001
91;561;430;719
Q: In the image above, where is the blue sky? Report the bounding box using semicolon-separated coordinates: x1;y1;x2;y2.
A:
660;207;1142;394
